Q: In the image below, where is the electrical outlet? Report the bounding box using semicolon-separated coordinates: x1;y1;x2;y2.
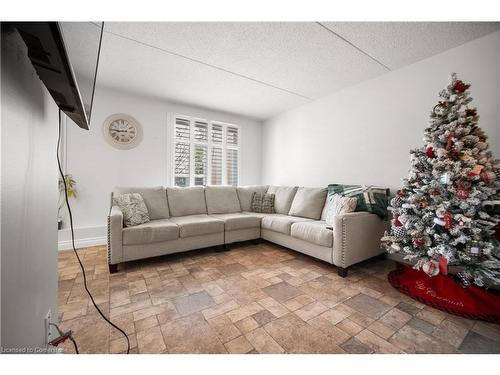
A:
44;310;52;345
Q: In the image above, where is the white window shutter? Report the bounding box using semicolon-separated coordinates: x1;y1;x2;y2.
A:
210;147;223;185
171;116;239;187
226;148;238;186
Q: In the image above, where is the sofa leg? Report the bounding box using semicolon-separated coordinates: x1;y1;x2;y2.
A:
337;267;348;278
215;245;225;253
109;263;118;274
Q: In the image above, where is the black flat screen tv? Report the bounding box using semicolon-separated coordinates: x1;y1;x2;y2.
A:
14;22;103;130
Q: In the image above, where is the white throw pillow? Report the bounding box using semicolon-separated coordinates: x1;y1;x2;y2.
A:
325;193;357;226
113;193;150;227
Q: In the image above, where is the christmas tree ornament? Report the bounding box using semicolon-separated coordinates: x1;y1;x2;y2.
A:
413;238;425;247
457;178;471;200
391;195;403;208
453;80;470;93
461;154;474;163
426;147;435;158
470;164;484;176
480;170;496;184
465;108;477;117
439;172;452;185
456;272;472;287
444;211;453;229
392;226;406;239
429;187;441;197
422;260;440;277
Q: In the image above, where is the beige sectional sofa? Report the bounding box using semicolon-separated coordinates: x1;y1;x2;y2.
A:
107;185;388;277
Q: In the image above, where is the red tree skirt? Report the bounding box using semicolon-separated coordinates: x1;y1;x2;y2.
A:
388;265;500;324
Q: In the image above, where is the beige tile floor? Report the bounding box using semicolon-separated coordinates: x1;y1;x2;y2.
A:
58;242;500;354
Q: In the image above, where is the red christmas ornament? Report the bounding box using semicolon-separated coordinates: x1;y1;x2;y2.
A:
453;80;470;93
413;238;424;247
480;170;496;184
444;211;452;229
426;147;435;158
439;257;448;275
394;214;403;227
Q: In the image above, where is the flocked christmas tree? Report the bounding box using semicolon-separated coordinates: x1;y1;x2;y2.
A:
382;73;500;288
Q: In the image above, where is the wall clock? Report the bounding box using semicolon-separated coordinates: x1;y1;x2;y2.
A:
102;114;143;150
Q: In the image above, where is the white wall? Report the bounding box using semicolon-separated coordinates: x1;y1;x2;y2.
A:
1;28;59;349
59;86;263;248
262;31;500;190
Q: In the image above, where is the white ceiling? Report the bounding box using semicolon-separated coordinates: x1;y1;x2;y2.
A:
69;22;500;120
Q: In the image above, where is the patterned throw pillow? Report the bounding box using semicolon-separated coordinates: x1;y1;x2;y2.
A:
325;194;358;226
113;193;150;227
250;192;275;213
328;184;390;220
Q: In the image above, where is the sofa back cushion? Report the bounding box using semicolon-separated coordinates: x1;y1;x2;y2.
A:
288;187;327;220
167;186;207;216
205;186;241;214
237;185;268;211
113;186;169;220
266;186;298;215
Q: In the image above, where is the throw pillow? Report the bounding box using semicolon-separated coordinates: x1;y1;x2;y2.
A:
250;192;275;213
325;194;358;226
328;184;390;220
113;193;150;227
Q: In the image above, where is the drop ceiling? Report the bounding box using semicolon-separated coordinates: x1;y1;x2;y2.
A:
69;22;500;120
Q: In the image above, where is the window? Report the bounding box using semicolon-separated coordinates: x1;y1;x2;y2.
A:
172;115;239;187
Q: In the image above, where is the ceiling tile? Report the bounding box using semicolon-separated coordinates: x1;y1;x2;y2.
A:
104;22;386;99
322;22;500;70
97;31;308;119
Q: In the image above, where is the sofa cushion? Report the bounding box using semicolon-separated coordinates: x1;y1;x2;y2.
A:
291;221;333;248
210;213;261;231
325;194;357;226
113;186;169;220
113;193;150;227
169;215;224;238
266;186;298;215
122;219;179;245
250;192;275;213
167;187;207;216
288;187;327;220
328;184;390;220
242;211;272;219
261;214;313;235
205;186;241;214
237;185;269;211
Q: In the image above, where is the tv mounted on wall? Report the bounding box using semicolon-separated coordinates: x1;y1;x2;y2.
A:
13;22;103;130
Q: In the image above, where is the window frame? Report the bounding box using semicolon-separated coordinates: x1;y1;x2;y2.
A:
169;113;240;187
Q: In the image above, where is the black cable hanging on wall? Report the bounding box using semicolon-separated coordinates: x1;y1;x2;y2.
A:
56;22;130;354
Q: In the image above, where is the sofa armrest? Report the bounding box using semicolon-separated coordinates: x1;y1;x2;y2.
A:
107;205;123;265
332;212;388;268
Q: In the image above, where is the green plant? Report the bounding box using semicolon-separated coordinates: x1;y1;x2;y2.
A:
59;174;77;198
58;174;77;221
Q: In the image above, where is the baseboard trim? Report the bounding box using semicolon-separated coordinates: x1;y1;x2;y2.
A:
58;236;106;251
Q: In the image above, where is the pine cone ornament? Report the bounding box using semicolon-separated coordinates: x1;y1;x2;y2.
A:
456;272;471;288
